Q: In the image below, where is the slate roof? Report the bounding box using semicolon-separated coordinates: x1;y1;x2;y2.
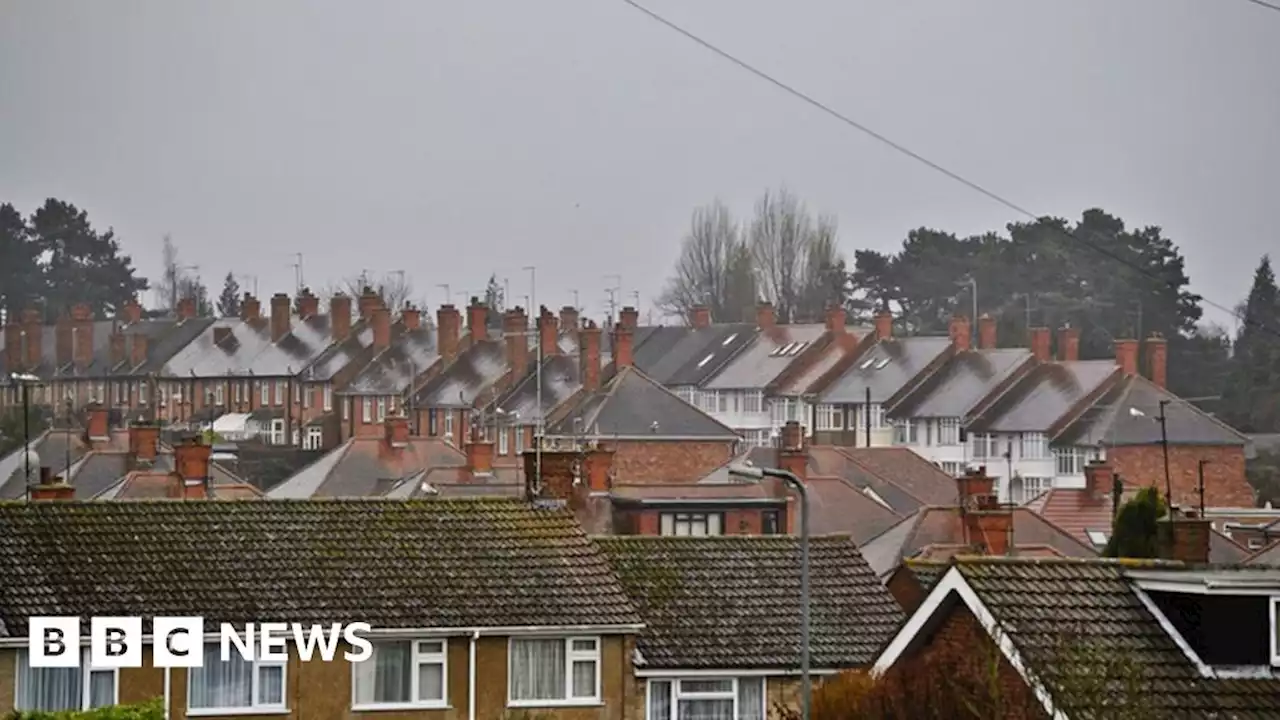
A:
1246;541;1280;566
0;499;641;636
413;340;508;408
343;326;440;395
967;360;1119;434
1056;374;1247;446
806;475;904;544
303;323;375;382
596;535;902;669
162;314;346;378
268;435;466;498
546;366;739;440
704;324;827;390
491;354;581;426
0;430;89;499
859;506;1097;578
632;324;756;386
818;337;953;404
938;559;1280;718
890;348;1032;419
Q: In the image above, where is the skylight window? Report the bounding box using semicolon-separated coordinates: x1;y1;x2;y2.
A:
787;342;808;356
859;357;877;370
721;333;738;346
697;353;715;368
1085;529;1109;546
770;343;794;357
874;357;891;369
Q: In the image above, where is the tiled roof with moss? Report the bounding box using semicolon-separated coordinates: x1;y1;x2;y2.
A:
951;558;1280;718
595;534;902;670
0;499;640;636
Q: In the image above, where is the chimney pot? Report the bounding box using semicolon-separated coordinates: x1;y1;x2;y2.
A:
756;302;776;330
619;306;639;330
978;314;997;349
1146;332;1168;389
1114;338;1139;376
30;466;75;501
297;289;320;320
329;294;352;342
85;404;110;444
358;288;381;321
777;421;807;482
559;306;579;332
950;315;971;352
240;294;261;322
874;310;893;340
437;304;461;360
270;293;291;342
689;305;711;329
372;306;392;352
1029;327;1051;362
401;305;421;331
468;299;488;344
579;321;602;391
538;307;559;357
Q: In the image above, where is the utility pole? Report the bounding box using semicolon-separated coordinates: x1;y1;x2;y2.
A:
524;266;541;489
1158;399;1172;505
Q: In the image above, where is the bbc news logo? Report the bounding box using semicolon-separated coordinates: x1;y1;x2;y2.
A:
28;617;374;668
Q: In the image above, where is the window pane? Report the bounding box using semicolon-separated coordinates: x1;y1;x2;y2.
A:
680;679;733;694
88;670;114;708
257;665;284;706
571;639;597;652
649;680;672;720
660;513;675;536
417;662;444;701
571;659;596;698
354;640;411;705
707;514;722;536
190;645;253;709
16;651;82;712
679;698;733;720
737;678;764;720
510;638;566;700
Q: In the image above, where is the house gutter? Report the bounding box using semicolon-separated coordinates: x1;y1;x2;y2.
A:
468;630;479;720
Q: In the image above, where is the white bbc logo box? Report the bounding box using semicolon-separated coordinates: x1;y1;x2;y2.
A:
28;616;372;668
28;617;204;668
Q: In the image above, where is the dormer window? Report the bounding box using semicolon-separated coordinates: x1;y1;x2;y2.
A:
1143;587;1278;673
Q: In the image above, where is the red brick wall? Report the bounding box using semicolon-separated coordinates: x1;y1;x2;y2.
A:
611;440;734;483
885;567;926;614
1108;444;1254;508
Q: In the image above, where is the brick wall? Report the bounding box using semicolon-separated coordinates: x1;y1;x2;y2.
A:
611;440;734;483
1108;444;1254;508
885;566;927;614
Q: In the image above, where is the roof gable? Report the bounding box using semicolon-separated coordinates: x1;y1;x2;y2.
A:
819;337;953;404
549;366;739;439
0;499;641;636
1056;375;1247;447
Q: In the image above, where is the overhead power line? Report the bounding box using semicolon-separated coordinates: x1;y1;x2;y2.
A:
1240;0;1280;14
619;0;1277;342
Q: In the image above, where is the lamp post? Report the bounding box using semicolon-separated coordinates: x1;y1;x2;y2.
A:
523;266;541;487
729;462;810;720
11;372;40;500
1157;399;1172;505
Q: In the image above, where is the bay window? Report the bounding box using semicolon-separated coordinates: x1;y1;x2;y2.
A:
937;418;960;446
1054;446;1098;476
742;391;763;414
508;637;600;705
15;649;116;712
647;678;765;720
892;419;918;445
1020;432;1048;460
814;404;842;431
352;639;447;710
188;643;285;713
971;433;1000;459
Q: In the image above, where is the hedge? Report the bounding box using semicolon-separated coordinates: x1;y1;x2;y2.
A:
4;700;163;720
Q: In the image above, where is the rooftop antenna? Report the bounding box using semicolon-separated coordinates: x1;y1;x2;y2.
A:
436;284;451;305
604;274;622;320
292;253;304;293
570;289;580;310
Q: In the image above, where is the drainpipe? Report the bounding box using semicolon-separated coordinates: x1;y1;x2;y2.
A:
468;630;479;720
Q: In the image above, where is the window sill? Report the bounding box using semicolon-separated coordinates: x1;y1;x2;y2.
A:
187;707;291;717
507;699;603;709
352;702;452;712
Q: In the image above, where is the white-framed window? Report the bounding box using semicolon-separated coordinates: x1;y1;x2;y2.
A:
937;418;960;446
1054;446;1097;476
698;391;717;413
274;380;285;406
239;380;248;404
293;382;301;405
214;384;224;406
342;397;350;421
646;677;765;720
742;390;763;414
659;512;724;537
971;433;1001;459
1013;476;1052;504
444;411;454;438
717;393;728;413
323;385;333;412
377;397;387;422
675;386;696;404
352;638;447;710
270;419;285;446
1020;432;1048;460
113;382;124;405
515;425;525;453
815;404;843;431
498;428;510;455
939;461;965;477
508;637;600;705
259;382;270;406
850;403;884;429
892;419;918;445
188;642;286;713
138;382;149;405
1270;597;1280;667
302;386;312;409
362;398;373;423
15;648;116;712
304;426;323;450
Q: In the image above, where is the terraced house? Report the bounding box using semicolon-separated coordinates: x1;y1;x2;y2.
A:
0;499;643;718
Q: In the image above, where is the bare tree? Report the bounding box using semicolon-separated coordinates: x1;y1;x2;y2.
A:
338;271;418;311
656;200;757;324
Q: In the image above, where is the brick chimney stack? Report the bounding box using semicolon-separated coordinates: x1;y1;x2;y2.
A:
1114;338;1139;376
874;310;893;341
949;315;971;352
270;293;291;342
383;415;410;450
466;426;494;476
400;304;421;331
437;304;461;361
1029;327;1051;362
504;307;529;374
1058;326;1080;362
330;294;352;342
958;466;1011;556
756;302;776;330
468;298;488;345
177;297;196;321
1158;510;1211;565
689;305;711;329
619;306;639;330
538;306;559;358
71;303;93;370
978;314;997;350
777;420;807;481
121;298;142;325
85;403;109;444
30;466;75;501
1146;332;1168;389
579;320;602;392
130;333;148;369
1084;460;1114;503
296;288;320;320
358;287;381;321
21;309;42;370
128;423;160;464
613;322;634;370
240;293;261;322
172;434;212;500
560;306;579;332
825;305;846;334
371;305;392;353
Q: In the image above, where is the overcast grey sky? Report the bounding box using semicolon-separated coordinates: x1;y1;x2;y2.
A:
1;1;1276;327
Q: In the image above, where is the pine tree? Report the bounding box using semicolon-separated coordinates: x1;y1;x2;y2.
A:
0;203;43;321
1104;487;1165;559
217;273;241;318
28;198;148;319
1222;256;1280;432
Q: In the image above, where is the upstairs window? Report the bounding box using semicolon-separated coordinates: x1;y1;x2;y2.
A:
742;391;763;414
362;398;373;423
937;418;960;446
498;428;510;456
16;649;115;712
213;384;224;406
892;419;918;445
971;433;1001;459
274;380;286;406
660;512;723;537
815;404;843;431
1054;446;1095;476
509;637;600;705
1020;432;1048;460
323;385;333;412
377;397;387;422
259;382;270;406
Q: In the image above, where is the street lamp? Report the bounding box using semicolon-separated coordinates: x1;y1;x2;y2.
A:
523;266;541;488
728;462;810;720
10;372;41;499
